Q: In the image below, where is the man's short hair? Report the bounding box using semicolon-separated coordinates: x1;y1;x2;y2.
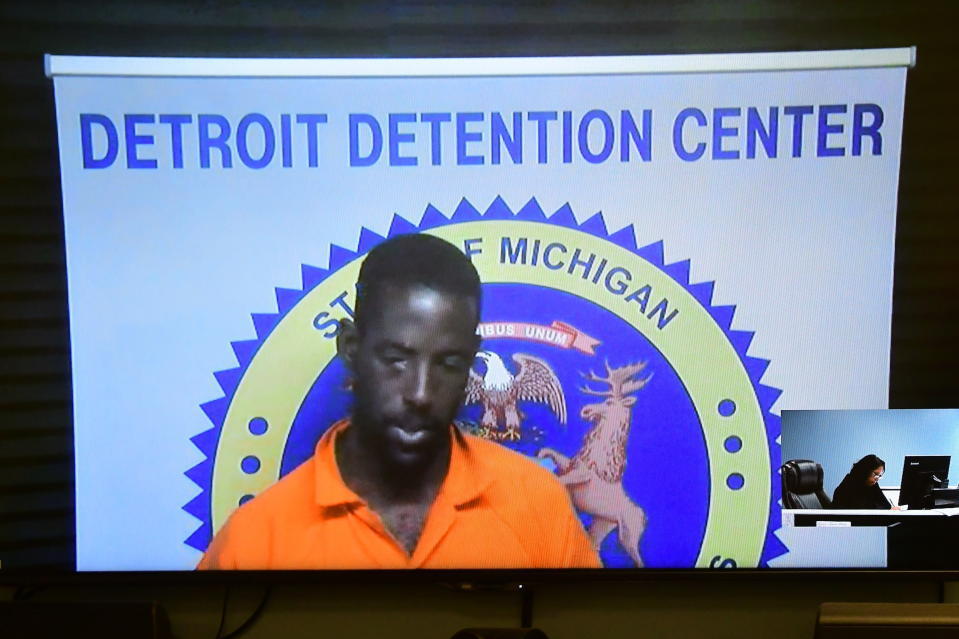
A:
354;233;482;331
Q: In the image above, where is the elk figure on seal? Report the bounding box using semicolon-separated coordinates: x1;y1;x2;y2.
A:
538;360;651;567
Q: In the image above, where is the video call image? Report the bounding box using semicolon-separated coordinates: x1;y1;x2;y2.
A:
779;409;959;569
46;50;913;571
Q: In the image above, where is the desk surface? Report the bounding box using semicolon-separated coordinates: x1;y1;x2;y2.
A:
782;507;959;531
778;508;959;568
785;507;959;517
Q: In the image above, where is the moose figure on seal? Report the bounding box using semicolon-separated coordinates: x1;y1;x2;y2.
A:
537;360;651;567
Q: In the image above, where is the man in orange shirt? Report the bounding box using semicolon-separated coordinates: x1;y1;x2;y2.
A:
199;233;600;569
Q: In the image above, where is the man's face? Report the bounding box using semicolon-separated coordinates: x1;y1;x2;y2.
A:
341;284;480;468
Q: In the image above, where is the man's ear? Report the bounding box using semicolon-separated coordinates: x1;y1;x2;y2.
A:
336;318;359;371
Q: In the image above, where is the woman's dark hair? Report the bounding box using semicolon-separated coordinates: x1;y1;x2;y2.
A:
850;454;886;482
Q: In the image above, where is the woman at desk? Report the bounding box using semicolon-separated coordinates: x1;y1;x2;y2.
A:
832;454;897;510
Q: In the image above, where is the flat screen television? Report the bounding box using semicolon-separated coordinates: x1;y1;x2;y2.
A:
3;46;930;578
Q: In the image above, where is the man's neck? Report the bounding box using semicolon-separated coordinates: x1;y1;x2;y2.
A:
334;422;452;555
334;422;451;505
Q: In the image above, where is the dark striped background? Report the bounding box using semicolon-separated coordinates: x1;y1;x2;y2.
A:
1;0;957;571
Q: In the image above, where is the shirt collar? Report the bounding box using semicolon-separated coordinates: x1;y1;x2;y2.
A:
442;426;494;507
312;420;494;509
313;420;365;508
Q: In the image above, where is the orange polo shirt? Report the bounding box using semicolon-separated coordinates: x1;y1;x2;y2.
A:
198;420;600;570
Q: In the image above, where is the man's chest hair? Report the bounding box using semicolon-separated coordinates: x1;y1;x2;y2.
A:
377;501;431;554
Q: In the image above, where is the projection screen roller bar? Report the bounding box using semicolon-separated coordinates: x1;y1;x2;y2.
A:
45;47;915;79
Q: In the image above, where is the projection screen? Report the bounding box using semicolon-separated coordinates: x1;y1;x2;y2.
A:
46;49;911;571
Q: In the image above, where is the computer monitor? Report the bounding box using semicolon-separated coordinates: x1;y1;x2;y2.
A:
898;456;950;509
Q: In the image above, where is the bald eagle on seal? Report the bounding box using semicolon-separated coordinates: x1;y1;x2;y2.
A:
464;350;566;441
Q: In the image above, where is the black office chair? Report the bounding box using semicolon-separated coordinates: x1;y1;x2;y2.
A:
781;459;832;509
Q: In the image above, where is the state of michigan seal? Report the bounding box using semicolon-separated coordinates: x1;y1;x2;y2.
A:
184;197;785;569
